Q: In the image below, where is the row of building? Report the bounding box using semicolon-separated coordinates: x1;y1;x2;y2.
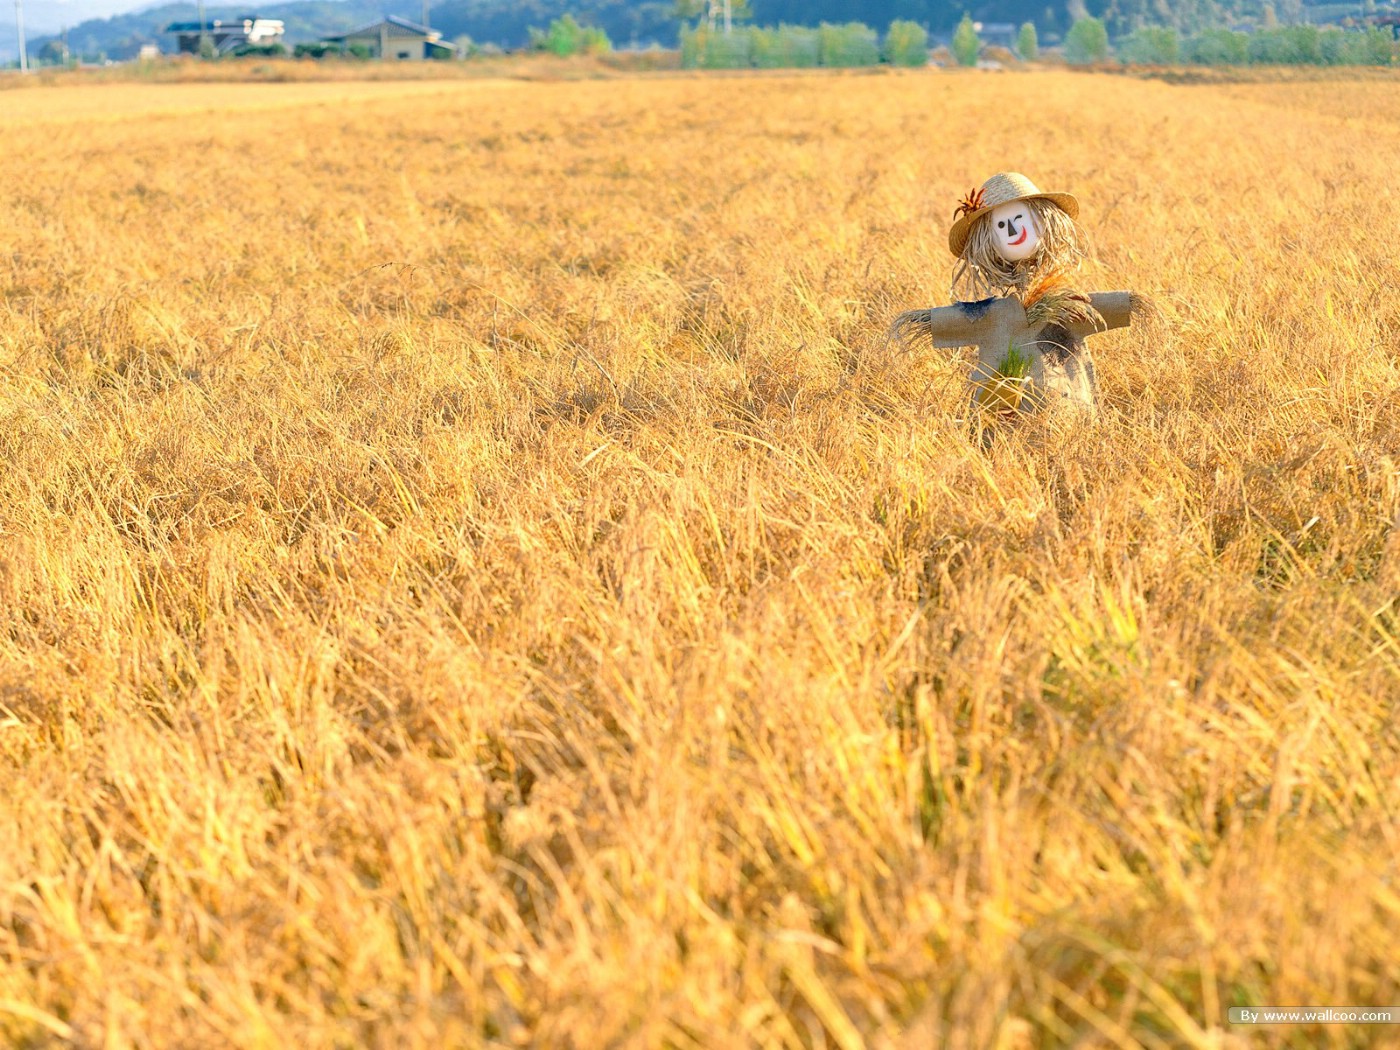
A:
164;14;454;60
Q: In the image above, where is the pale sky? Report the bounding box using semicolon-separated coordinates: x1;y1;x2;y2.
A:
16;0;159;36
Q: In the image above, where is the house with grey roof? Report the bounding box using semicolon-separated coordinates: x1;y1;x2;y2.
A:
322;16;456;60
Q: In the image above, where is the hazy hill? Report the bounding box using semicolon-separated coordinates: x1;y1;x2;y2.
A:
25;0;1315;63
428;0;678;48
31;0;421;61
426;0;1281;47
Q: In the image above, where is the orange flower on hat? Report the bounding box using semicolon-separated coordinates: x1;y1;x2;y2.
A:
953;187;986;221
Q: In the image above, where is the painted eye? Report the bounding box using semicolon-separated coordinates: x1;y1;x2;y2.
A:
997;221;1005;229
1016;214;1024;221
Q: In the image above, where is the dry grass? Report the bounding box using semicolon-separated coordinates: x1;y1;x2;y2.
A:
0;53;681;93
2;67;1399;1048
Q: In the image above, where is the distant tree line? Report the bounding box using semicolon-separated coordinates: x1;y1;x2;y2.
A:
1119;22;1397;62
679;20;931;68
674;11;1394;68
528;12;614;53
421;0;1386;49
19;0;1400;69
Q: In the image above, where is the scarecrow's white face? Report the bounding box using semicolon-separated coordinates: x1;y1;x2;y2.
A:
989;201;1040;262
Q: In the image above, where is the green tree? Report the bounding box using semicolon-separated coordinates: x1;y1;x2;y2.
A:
679;22;750;66
1184;27;1247;64
951;14;980;66
883;20;928;66
679;23;704;65
1363;26;1396;65
544;13;581;55
756;24;819;66
817;22;879;66
1118;25;1178;62
578;24;611;54
1063;16;1108;63
1016;21;1037;59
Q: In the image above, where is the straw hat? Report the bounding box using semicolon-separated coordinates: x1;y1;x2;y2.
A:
948;172;1078;258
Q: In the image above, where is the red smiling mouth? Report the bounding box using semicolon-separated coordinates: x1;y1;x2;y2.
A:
1008;228;1029;246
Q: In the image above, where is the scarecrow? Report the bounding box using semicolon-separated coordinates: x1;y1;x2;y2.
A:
892;172;1144;430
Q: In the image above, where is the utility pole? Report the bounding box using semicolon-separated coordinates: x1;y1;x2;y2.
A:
15;0;28;72
705;0;731;33
196;0;208;55
421;0;429;31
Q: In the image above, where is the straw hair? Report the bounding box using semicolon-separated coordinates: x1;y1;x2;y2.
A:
948;172;1078;258
952;196;1090;299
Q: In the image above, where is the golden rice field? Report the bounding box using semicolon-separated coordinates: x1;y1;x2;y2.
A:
2;65;1400;1048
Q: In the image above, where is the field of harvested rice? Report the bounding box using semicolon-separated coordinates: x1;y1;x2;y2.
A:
2;65;1400;1048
